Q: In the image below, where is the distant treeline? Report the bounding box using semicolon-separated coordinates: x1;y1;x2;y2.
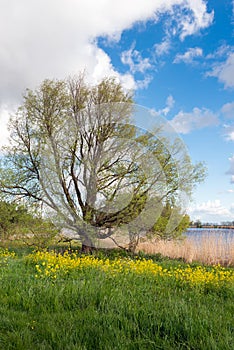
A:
190;221;234;229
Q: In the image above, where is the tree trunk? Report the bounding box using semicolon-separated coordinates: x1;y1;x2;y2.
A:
128;231;139;253
81;235;94;254
81;243;93;253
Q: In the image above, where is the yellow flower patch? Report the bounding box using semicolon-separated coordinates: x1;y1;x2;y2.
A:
0;248;16;268
0;248;16;259
26;250;234;289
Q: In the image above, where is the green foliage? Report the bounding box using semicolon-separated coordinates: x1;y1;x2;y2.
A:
0;200;30;239
0;200;58;249
148;201;190;240
19;219;59;250
0;73;206;249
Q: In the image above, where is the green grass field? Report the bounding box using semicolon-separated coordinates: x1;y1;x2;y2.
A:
0;248;233;350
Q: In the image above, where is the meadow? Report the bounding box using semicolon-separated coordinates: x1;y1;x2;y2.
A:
0;247;233;350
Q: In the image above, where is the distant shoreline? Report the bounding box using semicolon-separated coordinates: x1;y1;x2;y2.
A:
189;225;234;229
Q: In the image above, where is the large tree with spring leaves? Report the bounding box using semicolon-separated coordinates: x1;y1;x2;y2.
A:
0;75;205;251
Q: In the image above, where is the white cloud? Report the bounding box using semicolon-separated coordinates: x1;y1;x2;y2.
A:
152;95;175;117
221;102;234;119
223;125;234;142
159;0;213;41
226;155;234;183
206;45;231;60
188;199;234;223
161;95;175;116
220;102;234;145
0;0;213;105
165;95;175;110
121;45;152;73
86;43;135;88
135;75;154;90
225;154;234;185
170;107;219;134
154;38;171;56
119;44;154;89
173;47;203;64
0;106;11;149
0;0;214;147
208;52;234;89
176;1;214;40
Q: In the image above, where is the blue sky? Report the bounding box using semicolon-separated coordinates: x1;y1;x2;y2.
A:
0;0;234;223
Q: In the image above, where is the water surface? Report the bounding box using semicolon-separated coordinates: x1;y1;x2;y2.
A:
186;228;234;244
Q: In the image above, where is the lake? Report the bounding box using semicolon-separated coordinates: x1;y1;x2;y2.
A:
186;228;234;244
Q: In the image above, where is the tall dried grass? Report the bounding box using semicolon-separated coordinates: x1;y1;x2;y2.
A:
137;234;234;266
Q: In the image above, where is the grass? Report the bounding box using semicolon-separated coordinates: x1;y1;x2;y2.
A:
0;247;233;350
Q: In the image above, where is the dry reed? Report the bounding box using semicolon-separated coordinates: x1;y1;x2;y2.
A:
137;234;234;266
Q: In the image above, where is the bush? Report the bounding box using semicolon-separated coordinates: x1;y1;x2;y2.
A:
0;200;58;249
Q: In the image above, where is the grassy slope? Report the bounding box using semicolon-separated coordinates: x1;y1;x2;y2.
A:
0;251;233;350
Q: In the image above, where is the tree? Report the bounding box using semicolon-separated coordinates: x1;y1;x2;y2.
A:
0;200;29;240
194;220;202;228
147;201;190;241
0;74;206;251
0;199;57;248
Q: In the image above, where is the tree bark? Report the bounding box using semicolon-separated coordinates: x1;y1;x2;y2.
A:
81;243;93;253
81;234;94;254
128;231;139;253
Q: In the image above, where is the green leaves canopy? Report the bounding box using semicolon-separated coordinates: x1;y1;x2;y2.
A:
0;75;206;247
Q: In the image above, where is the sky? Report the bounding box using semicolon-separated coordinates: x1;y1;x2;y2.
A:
0;0;234;223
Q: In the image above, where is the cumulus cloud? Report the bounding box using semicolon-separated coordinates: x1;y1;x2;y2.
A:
223;125;234;142
120;44;154;89
121;45;152;73
173;47;203;64
135;76;154;90
206;44;231;60
164;95;175;113
170;107;219;134
226;155;234;183
1;0;165;105
0;0;214;148
154;38;171;56
188;199;234;223
225;154;234;185
221;101;234;119
219;102;234;143
154;2;213;56
159;0;213;41
208;52;234;89
0;106;12;149
176;1;214;40
151;95;175;117
0;0;213;105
